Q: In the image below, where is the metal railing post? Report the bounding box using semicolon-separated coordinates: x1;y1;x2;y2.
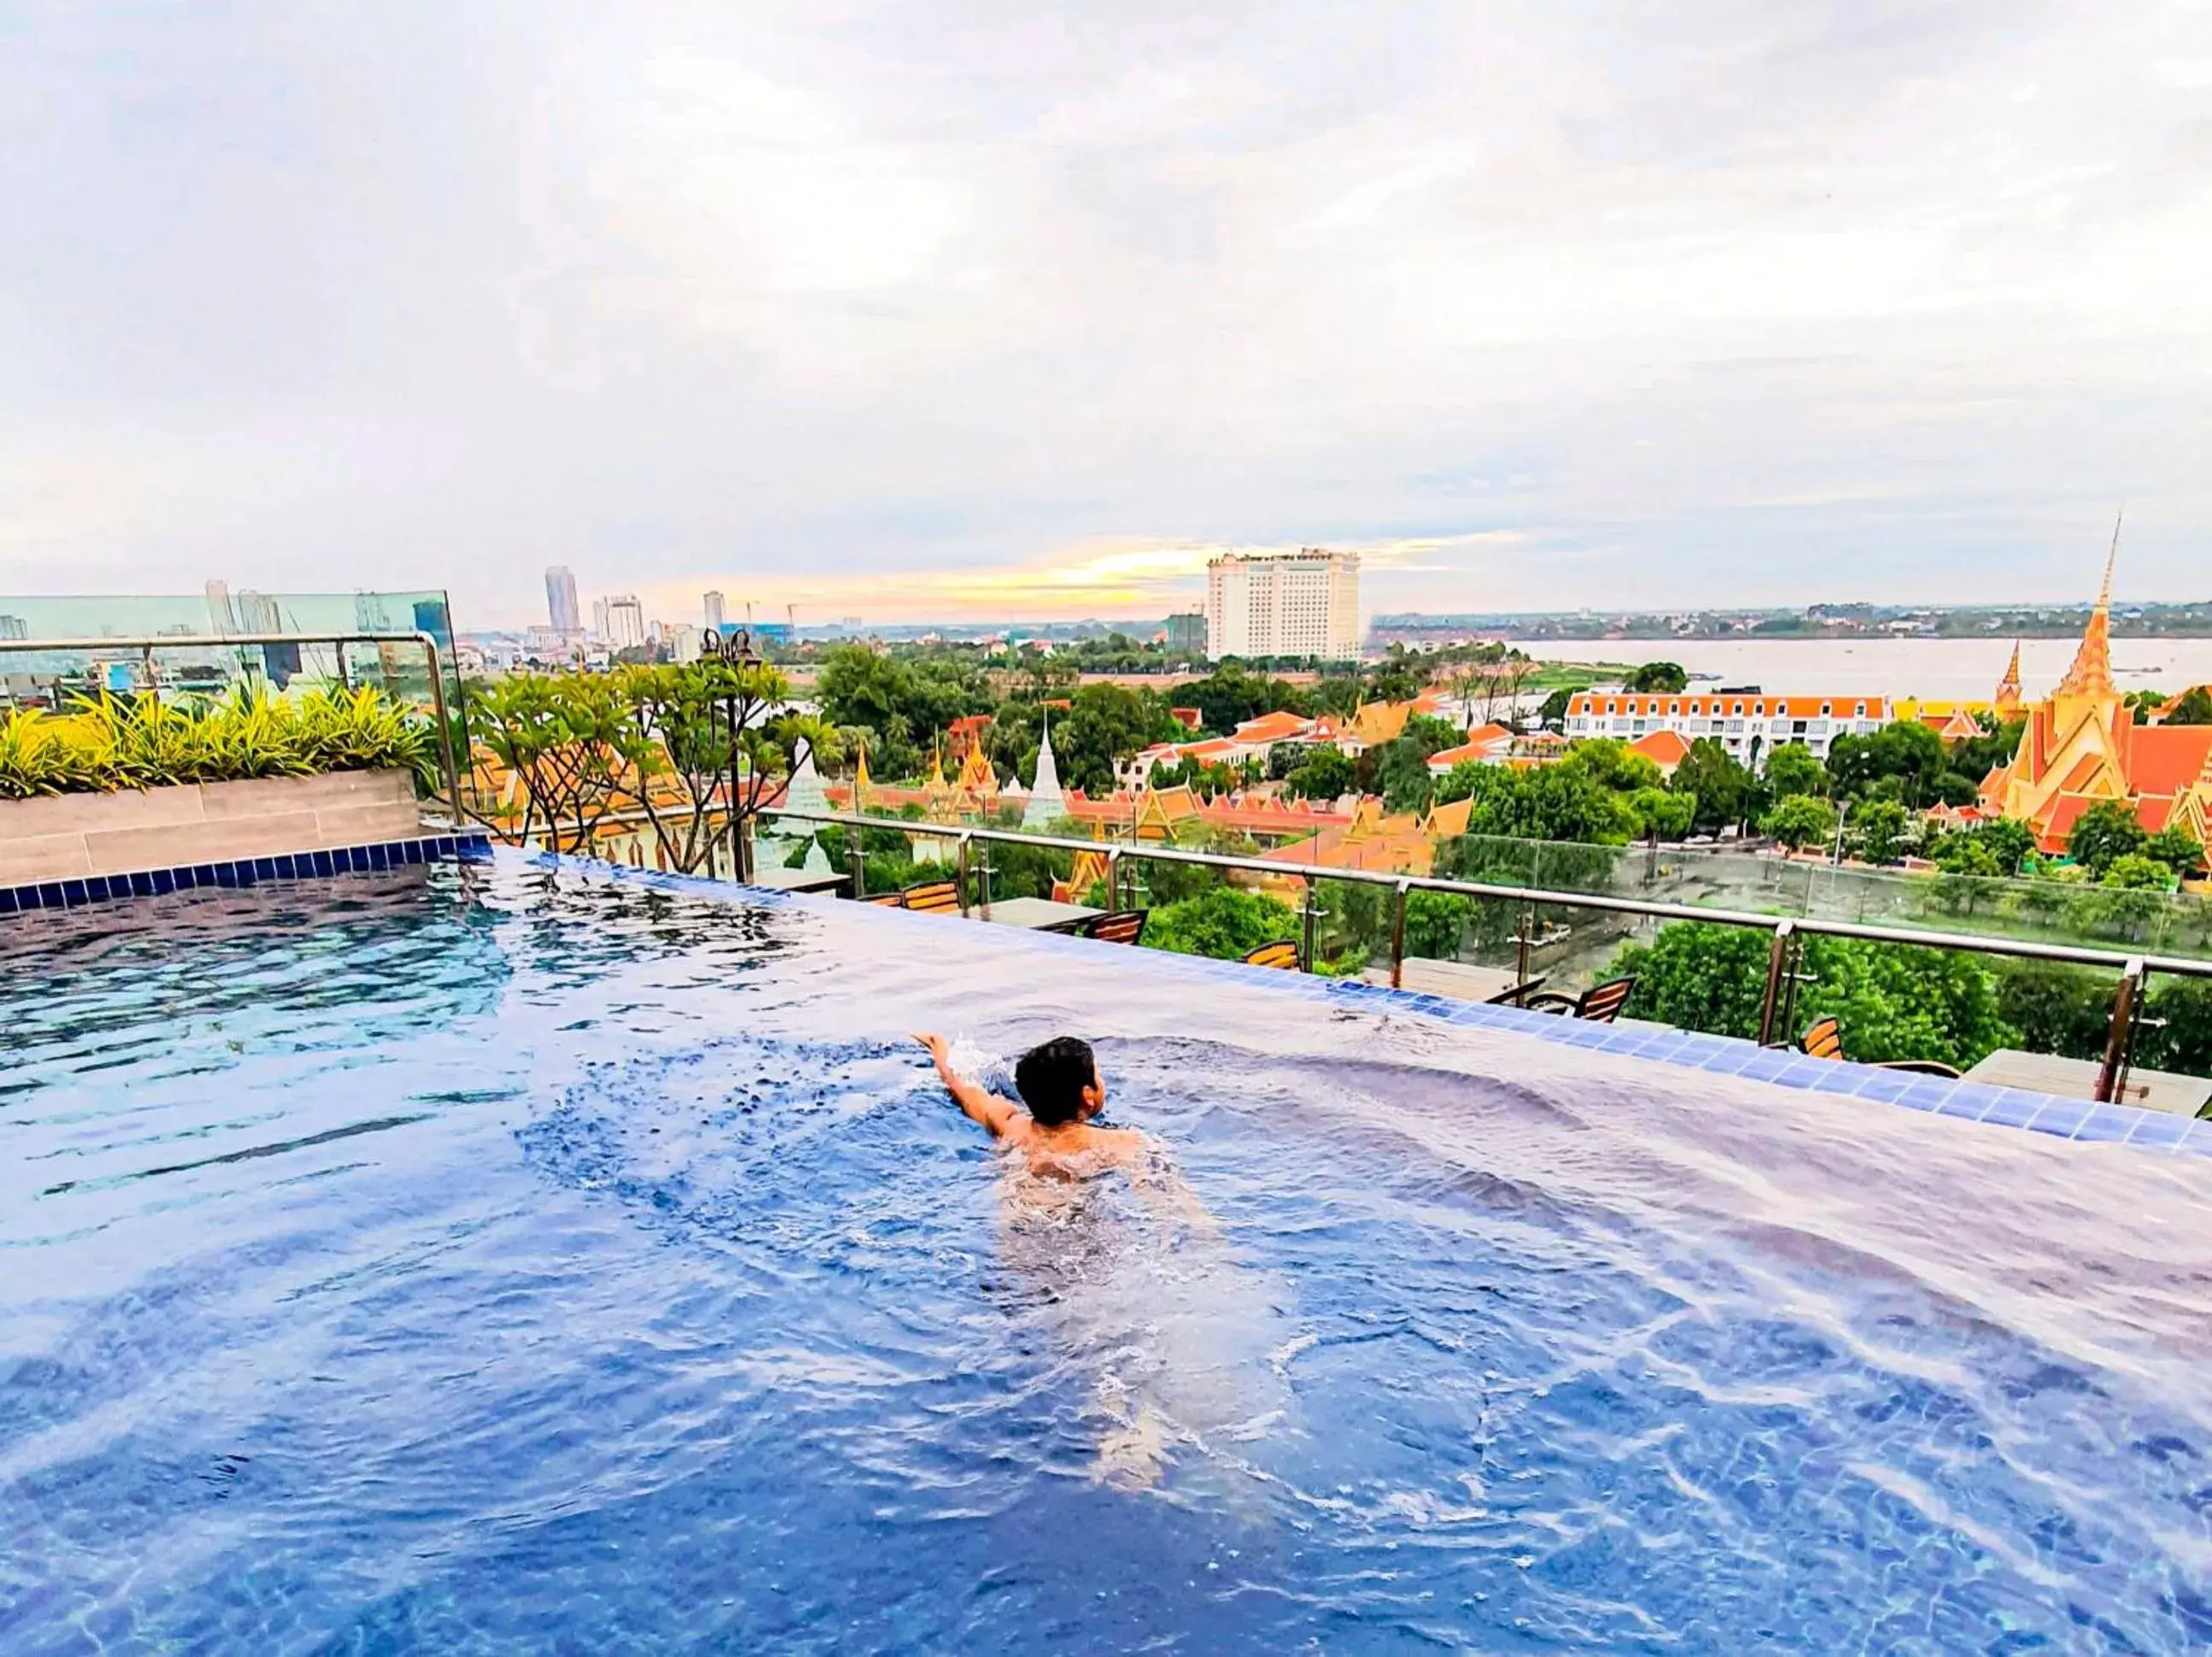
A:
956;832;974;917
1300;877;1320;974
415;634;464;826
2096;959;2147;1103
1390;878;1410;990
1759;921;1797;1049
1515;899;1537;996
848;830;867;898
1105;847;1123;911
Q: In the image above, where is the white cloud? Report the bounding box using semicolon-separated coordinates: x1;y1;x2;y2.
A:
0;1;2208;624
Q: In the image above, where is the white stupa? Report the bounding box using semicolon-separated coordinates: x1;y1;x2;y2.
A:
1022;709;1065;830
782;745;833;873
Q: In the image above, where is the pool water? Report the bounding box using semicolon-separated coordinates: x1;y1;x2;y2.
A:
4;854;2211;1654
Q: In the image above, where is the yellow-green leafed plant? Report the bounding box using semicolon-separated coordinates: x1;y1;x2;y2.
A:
0;686;434;801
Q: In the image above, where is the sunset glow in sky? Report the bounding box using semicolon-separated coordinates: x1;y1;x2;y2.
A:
4;3;2210;626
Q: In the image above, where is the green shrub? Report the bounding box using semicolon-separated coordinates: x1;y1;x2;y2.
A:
1141;886;1299;961
0;687;432;800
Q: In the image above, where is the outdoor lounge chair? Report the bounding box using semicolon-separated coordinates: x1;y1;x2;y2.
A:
1522;976;1636;1024
1482;976;1548;1007
1064;909;1147;945
1243;940;1302;971
1796;1016;1962;1078
900;880;963;915
862;892;906;908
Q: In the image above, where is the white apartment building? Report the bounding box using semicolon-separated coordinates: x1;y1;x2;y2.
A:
1564;690;1891;767
604;594;647;650
1205;549;1360;661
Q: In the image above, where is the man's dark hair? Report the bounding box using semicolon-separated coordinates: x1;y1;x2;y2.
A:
1014;1037;1097;1127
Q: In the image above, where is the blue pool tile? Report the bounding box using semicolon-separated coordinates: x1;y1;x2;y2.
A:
252;857;275;879
1893;1080;1958;1113
1936;1088;1994;1120
60;879;88;907
313;850;336;876
130;871;156;896
2071;1105;2140;1144
0;888;17;915
1980;1090;2045;1128
1809;1064;1864;1094
433;836;456;855
1763;1059;1827;1090
2123;1113;2192;1150
1851;1071;1914;1103
2025;1096;2091;1138
1735;1050;1797;1083
154;867;179;895
2174;1120;2212;1158
1697;1044;1755;1073
365;843;388;870
83;876;109;902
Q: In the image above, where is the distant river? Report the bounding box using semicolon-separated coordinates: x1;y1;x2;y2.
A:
1521;636;2212;701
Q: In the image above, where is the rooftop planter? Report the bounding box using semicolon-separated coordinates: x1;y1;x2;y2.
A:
0;688;435;884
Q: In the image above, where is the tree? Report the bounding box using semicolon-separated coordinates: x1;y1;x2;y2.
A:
2164;686;2212;726
1629;787;1695;843
1141;886;1300;961
1284;746;1355;802
2102;853;2174;890
1537;686;1580;732
621;659;811;876
1762;742;1827;802
1827;720;1945;806
1609;924;2016;1068
2144;826;2205;878
1762;794;1838;851
1179;664;1308;736
1850;797;1910;866
1624;661;1689;693
1056;683;1181;794
1402;891;1474;961
1670;737;1753;833
2067;800;2147;878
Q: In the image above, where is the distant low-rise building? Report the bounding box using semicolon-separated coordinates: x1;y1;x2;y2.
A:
1563;690;1890;767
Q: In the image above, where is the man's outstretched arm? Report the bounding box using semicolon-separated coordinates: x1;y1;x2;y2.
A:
914;1032;1020;1137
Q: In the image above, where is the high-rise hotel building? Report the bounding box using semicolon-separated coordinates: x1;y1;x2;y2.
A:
1204;549;1361;661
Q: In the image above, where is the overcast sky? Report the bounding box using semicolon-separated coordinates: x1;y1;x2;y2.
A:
3;2;2209;628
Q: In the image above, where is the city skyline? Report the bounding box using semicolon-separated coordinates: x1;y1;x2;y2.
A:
4;5;2210;626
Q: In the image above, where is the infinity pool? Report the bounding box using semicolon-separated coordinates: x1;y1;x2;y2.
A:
4;854;2210;1653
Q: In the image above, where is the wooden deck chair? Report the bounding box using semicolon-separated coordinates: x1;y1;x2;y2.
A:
1243;940;1302;971
1483;975;1547;1007
862;891;906;908
1523;976;1636;1024
900;880;963;915
1797;1015;1962;1077
1072;909;1147;946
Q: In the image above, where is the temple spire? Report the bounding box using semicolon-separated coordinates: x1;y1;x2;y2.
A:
1994;639;2023;716
1022;705;1064;829
2054;512;2121;700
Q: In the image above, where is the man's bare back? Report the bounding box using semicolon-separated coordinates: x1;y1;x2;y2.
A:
914;1031;1144;1178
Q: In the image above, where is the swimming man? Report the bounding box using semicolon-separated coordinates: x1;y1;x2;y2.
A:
913;1031;1147;1180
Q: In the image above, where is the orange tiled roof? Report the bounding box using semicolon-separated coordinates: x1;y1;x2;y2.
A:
1232;710;1313;744
1629;730;1692;766
1568;692;1890;720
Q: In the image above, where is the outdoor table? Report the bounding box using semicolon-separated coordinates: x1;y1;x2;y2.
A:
982;896;1101;931
1361;958;1533;1004
744;864;851;896
1962;1049;2212;1118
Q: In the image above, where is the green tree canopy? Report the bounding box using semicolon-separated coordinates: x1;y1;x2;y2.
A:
1850;796;1910;866
1827;719;1946;806
2144;825;2206;878
1762;742;1827;801
1141;886;1300;961
2163;686;2212;726
1056;683;1183;794
1670;737;1754;833
1624;661;1690;692
1283;745;1356;802
2066;799;2147;878
1762;794;1838;851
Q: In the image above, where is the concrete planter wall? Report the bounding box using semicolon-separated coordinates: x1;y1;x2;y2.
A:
0;770;424;886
